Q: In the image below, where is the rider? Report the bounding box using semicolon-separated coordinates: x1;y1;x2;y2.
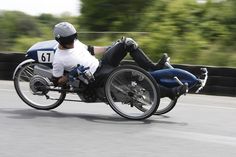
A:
52;22;187;99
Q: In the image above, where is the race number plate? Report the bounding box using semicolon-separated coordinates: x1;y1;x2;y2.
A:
37;51;54;63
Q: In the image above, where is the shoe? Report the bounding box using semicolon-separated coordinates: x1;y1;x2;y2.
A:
171;83;188;99
156;53;169;70
125;37;138;49
120;36;139;51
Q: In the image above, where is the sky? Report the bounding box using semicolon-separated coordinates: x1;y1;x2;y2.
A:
0;0;80;16
0;0;225;16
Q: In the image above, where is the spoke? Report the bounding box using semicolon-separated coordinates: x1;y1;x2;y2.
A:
19;65;35;82
113;77;126;85
27;66;34;71
113;78;130;91
24;67;34;77
21;69;33;80
134;97;152;106
19;74;31;82
111;82;128;95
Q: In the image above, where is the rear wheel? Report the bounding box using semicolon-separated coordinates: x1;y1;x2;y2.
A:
105;65;160;120
14;62;66;110
133;89;178;115
154;98;178;115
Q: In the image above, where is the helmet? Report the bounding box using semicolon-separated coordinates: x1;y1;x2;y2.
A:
53;22;77;47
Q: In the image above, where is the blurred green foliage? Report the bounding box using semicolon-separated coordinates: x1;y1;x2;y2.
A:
80;0;236;66
0;11;77;52
0;0;235;66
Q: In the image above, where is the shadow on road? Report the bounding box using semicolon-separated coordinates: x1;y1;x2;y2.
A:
0;108;188;126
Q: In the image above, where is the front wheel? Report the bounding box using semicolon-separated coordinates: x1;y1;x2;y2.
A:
14;62;66;110
105;65;160;120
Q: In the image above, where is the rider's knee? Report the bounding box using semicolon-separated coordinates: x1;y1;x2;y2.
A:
116;37;139;52
124;37;139;51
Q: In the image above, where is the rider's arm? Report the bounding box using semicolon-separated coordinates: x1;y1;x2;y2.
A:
87;45;108;55
52;61;68;86
94;46;108;55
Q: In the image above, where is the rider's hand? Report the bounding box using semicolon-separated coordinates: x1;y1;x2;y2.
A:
58;75;68;86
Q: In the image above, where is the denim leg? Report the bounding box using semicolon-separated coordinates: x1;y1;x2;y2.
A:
101;42;127;67
129;48;159;71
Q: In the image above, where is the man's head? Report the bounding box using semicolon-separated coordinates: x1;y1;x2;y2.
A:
53;22;77;49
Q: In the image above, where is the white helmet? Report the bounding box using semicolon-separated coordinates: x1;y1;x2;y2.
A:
53;22;77;47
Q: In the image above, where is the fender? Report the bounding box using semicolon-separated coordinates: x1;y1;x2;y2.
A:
12;59;35;79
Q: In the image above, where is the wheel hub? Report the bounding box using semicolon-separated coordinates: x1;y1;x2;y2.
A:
29;75;50;95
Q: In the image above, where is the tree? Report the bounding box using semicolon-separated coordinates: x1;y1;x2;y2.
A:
79;0;153;31
0;11;40;50
137;0;236;66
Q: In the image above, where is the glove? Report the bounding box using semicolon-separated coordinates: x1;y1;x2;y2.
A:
76;65;89;74
70;65;95;84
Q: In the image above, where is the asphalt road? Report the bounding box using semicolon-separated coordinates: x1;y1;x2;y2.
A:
0;80;236;157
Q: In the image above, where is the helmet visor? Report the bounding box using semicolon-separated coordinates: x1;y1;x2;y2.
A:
56;33;77;45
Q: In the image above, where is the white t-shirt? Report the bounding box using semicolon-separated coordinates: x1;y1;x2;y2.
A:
52;40;99;77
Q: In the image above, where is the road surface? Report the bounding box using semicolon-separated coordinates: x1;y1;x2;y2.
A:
0;80;235;157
